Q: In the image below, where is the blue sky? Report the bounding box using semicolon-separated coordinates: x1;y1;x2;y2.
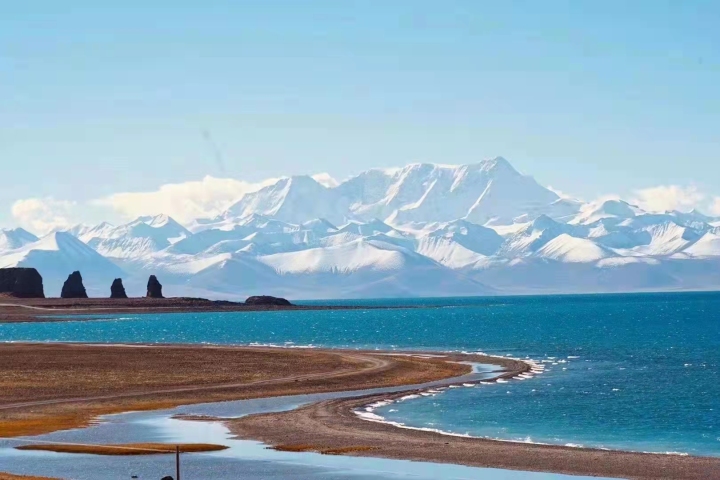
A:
2;1;719;231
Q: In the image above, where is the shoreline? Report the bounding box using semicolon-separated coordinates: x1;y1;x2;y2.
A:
0;343;473;437
0;297;416;324
1;342;718;479
224;358;720;480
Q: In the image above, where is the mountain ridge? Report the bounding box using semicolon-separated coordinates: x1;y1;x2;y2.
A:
4;158;720;299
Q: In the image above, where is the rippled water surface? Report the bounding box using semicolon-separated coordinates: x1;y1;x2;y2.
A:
1;291;718;456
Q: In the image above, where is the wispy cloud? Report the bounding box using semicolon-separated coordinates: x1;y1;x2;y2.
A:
94;176;281;224
711;197;720;216
630;185;705;213
10;176;283;234
11;198;80;234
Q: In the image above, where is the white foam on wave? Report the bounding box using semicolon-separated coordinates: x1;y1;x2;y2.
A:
355;411;385;421
642;451;690;456
247;342;317;349
351;354;592;450
399;394;421;401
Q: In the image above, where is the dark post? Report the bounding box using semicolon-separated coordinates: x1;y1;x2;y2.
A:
176;445;180;480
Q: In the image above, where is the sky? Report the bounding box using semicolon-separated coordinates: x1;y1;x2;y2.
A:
2;0;719;232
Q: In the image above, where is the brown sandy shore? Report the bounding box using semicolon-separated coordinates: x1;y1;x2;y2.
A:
226;396;720;480
0;343;471;438
1;343;718;479
0;297;399;323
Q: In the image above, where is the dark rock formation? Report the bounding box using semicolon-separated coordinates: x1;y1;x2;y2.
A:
110;278;128;299
160;477;174;480
146;275;164;298
0;267;45;298
245;295;292;306
61;271;88;299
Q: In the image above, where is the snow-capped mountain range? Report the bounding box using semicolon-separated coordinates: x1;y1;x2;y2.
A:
3;158;720;299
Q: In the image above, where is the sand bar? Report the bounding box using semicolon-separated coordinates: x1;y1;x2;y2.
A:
14;443;228;456
226;379;720;480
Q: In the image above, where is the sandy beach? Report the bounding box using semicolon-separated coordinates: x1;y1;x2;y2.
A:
1;342;718;479
0;343;469;437
227;388;720;480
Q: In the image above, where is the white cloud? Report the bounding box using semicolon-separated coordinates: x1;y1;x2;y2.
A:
11;198;80;235
710;197;720;216
631;185;705;213
8;176;282;234
94;175;280;224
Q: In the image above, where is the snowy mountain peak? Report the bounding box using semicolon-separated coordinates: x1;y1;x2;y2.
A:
131;214;187;231
301;218;337;233
476;156;517;175
311;173;340;188
531;214;560;231
8;158;720;299
0;227;39;252
139;214;172;227
0;231;124;297
571;199;644;226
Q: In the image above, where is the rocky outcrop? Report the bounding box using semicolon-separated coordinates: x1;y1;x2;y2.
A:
146;275;164;298
0;268;45;298
61;271;88;299
110;278;128;299
245;295;292;306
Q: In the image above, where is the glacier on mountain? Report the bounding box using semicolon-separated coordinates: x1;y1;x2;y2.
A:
3;158;720;299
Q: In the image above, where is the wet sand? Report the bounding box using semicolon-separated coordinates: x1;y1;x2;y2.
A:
0;297;389;323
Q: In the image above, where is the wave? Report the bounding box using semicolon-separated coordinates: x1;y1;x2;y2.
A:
355;402;692;456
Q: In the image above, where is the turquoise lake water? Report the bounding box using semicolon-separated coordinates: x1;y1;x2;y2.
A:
1;292;718;456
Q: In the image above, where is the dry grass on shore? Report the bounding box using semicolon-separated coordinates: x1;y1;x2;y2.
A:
0;474;59;480
15;443;228;456
0;343;469;438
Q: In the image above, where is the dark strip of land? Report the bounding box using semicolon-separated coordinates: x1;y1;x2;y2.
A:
0;297;395;323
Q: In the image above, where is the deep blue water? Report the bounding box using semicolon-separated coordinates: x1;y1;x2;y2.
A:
1;292;719;456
